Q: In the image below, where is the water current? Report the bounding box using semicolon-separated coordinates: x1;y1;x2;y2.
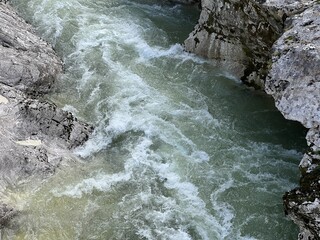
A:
7;0;307;239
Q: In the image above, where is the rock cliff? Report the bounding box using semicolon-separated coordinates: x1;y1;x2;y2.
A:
184;0;320;239
267;3;320;240
184;0;283;88
0;1;93;227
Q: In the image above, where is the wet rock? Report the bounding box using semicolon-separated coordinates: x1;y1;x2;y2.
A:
0;82;93;189
0;1;93;227
0;2;62;95
184;0;283;88
265;4;320;129
18;99;93;149
265;3;320;239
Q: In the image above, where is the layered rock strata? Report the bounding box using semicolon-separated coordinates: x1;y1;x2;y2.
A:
0;1;93;227
184;0;283;88
185;0;320;239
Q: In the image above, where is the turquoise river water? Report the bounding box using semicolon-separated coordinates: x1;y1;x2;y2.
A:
5;0;307;239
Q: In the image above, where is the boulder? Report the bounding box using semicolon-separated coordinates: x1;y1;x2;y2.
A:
265;4;320;129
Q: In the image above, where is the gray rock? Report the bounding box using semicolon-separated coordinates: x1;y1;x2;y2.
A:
167;0;199;4
265;3;320;239
0;82;93;188
0;2;62;95
184;0;283;88
265;4;320;129
261;0;317;17
17;98;93;149
0;2;93;228
0;203;16;228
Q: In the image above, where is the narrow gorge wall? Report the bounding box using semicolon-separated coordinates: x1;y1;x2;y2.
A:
184;0;320;239
0;1;92;227
184;0;283;88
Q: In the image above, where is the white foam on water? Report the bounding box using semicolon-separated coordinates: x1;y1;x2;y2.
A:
28;0;85;43
62;104;79;114
10;0;304;239
52;171;131;198
60;137;222;239
74;59;215;164
135;43;207;63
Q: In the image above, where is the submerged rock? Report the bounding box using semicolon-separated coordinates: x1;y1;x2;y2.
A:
0;1;93;226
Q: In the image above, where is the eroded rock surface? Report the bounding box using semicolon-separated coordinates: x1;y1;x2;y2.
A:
0;2;93;227
18;98;93;149
265;4;320;129
265;4;320;239
0;3;62;95
185;0;320;239
184;0;283;88
168;0;199;4
261;0;317;17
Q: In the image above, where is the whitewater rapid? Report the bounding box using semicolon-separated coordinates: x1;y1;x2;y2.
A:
6;0;306;239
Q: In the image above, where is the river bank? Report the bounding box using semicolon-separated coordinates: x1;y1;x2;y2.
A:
0;1;92;227
183;0;320;238
0;0;314;239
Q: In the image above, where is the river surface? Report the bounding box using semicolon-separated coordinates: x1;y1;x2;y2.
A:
7;0;307;239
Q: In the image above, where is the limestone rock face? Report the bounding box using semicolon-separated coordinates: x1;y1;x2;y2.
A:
0;3;62;95
184;0;320;238
0;203;16;228
261;0;317;17
0;2;93;227
184;0;283;88
0;84;92;185
265;5;320;129
265;3;320;239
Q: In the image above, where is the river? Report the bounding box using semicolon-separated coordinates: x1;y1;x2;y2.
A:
7;0;307;239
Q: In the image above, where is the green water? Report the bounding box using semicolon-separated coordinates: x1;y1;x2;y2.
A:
6;0;306;239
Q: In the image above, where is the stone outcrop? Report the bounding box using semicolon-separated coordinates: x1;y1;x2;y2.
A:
265;4;320;130
0;2;62;95
0;1;93;227
184;0;320;239
266;3;320;240
184;0;283;88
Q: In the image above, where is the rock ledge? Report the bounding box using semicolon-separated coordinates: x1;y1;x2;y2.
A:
0;1;93;228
